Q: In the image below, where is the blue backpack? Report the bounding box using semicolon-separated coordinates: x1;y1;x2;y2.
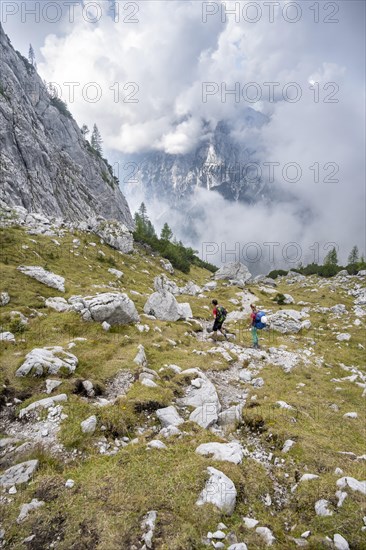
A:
255;311;267;329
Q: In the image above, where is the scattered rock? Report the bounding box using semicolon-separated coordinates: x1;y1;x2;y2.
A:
160;259;174;274
315;499;333;516
81;415;97;434
218;404;243;429
333;534;349;550
180;281;201;295
203;281;217;292
335;490;347;507
337;333;351;342
17;498;44;523
195;441;244;464
108;268;124;279
17;265;65;292
144;290;182;321
336;476;366;496
282;439;295;453
65;479;75;488
268;309;311;334
0;460;38;487
300;474;319;482
0;331;15;342
189;406;217;429
255;526;275;546
0;291;10;306
142;379;158;388
156;406;184;428
19;394;67;418
154;274;180;295
276;400;293;410
45;379;62;394
177;302;193;320
45;297;71;312
214;262;252;286
147;440;167;450
82;380;95;397
16;346;78;377
92;219;133;253
343;412;358;419
102;321;111;331
71;292;139;325
134;344;148;368
242;517;259;528
141;510;157;549
196;467;237;515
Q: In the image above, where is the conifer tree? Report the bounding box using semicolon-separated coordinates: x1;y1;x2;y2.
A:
348;245;359;264
91;124;103;154
324;247;338;266
160;222;173;241
28;44;35;66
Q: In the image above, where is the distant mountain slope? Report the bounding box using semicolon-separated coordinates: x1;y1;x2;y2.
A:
122;114;275;205
0;24;134;229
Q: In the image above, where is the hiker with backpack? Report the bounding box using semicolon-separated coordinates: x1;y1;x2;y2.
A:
211;299;228;341
249;303;267;349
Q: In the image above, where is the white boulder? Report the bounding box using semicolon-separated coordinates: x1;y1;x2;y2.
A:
336;476;366;496
17;265;65;292
0;460;39;487
214;262;251;286
72;293;140;325
81;415;97;434
16;346;78;377
45;297;71;312
337;333;351;342
255;526;275;546
108;268;124;279
19;394;67;418
333;534;349;550
134;344;148;367
144;290;182;321
195;441;244;464
315;499;333;516
17;499;45;523
196;467;237;515
156;406;184;428
0;331;15;342
0;291;10;306
268;309;311;334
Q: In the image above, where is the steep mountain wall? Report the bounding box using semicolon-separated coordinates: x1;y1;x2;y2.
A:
0;24;134;229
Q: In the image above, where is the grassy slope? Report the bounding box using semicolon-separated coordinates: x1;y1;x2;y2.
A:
0;226;365;549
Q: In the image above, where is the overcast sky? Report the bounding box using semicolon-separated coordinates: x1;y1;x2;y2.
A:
3;0;365;266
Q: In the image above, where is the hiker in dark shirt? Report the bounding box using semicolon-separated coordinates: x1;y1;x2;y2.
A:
211;299;228;341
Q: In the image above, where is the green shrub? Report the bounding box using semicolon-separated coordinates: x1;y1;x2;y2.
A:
267;269;288;279
274;293;286;305
50;96;72;118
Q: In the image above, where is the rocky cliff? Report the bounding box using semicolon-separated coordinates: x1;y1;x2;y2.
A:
0;24;134;230
123;115;274;205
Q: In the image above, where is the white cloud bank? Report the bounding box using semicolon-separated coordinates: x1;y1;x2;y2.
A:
32;1;366;265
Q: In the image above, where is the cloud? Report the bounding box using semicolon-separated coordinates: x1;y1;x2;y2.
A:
7;0;365;265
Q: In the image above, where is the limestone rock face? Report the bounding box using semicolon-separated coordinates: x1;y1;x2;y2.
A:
0;24;133;229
